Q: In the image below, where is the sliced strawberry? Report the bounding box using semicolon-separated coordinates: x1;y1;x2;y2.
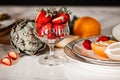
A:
59;12;70;23
96;36;110;42
83;39;92;50
35;9;46;23
52;13;70;24
54;23;66;34
48;33;55;39
52;16;65;24
42;23;52;35
1;57;12;66
8;51;18;60
35;9;52;25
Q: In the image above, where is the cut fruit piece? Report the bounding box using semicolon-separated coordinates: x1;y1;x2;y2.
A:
55;35;79;48
8;51;18;60
112;24;120;41
1;57;12;66
105;42;120;60
91;40;116;58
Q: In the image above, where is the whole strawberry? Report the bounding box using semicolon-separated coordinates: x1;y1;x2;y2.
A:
35;8;57;25
52;7;71;24
83;39;92;50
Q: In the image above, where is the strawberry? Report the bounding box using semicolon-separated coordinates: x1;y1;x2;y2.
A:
1;57;12;66
42;23;52;35
54;24;68;38
37;29;43;37
59;33;65;38
59;12;70;23
54;23;66;33
52;16;65;24
96;36;110;42
35;8;52;25
36;23;43;29
35;9;46;23
52;7;70;24
52;13;70;24
48;33;55;39
83;39;92;50
8;51;18;60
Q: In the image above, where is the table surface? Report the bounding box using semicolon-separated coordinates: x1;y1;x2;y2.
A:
0;6;120;80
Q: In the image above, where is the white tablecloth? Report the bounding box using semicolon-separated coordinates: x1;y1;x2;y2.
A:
0;6;120;80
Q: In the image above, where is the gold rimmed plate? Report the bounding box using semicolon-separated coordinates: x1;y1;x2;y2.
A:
64;35;120;66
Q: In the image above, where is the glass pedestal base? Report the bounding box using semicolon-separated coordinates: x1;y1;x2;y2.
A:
37;53;67;66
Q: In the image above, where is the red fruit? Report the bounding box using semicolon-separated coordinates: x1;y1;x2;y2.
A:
48;33;55;39
96;36;109;42
54;24;67;38
42;23;52;35
52;13;70;24
59;33;65;38
36;23;43;29
54;23;66;33
1;57;12;66
35;9;52;25
83;39;92;50
35;9;46;23
8;51;18;60
37;29;43;37
52;16;65;24
59;12;70;23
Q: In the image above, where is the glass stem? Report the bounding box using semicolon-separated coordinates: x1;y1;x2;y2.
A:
48;44;55;56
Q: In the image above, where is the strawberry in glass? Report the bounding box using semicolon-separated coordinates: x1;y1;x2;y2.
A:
34;7;71;66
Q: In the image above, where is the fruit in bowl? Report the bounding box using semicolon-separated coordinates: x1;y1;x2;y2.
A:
35;7;71;43
34;7;71;66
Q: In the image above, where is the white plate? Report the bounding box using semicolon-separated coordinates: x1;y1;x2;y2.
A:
64;35;120;66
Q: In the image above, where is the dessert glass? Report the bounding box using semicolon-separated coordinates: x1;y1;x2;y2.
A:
34;22;69;66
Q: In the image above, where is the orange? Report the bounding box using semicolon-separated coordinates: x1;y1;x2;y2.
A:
91;40;116;58
73;16;101;38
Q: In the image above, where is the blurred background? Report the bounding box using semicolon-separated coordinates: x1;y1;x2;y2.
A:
0;0;120;6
